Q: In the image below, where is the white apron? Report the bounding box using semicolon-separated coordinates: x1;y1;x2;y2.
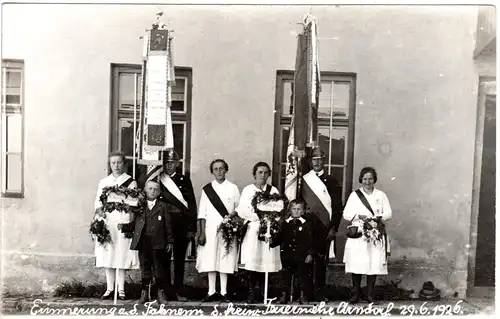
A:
237;184;282;273
342;188;392;275
93;173;140;270
196;180;241;274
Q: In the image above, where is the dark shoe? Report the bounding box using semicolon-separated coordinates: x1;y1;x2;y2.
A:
176;293;188;302
220;294;230;303
118;290;126;300
202;293;218;302
366;296;379;305
246;289;257;303
138;290;149;304
279;292;288;304
298;291;308;305
101;290;113;300
157;289;168;305
349;295;360;304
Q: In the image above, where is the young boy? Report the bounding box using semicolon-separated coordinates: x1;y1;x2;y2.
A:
270;199;314;304
119;180;173;305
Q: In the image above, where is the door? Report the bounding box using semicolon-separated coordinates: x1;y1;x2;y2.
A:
468;79;496;297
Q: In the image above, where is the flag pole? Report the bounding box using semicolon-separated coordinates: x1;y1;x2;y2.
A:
264;219;271;305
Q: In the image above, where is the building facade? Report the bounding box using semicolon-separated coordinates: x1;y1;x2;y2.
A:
1;4;495;298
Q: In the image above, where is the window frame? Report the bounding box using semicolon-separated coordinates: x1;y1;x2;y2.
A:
109;63;193;176
272;70;357;203
1;59;25;198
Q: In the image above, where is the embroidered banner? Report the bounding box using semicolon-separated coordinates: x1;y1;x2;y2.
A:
137;21;176;166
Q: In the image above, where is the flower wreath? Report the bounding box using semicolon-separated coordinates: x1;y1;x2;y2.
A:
251;192;287;242
99;185;146;214
90;185;146;245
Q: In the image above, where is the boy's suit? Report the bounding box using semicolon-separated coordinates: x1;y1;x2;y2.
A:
270;216;315;301
122;199;173;303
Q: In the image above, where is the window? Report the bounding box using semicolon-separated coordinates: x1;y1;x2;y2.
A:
272;70;356;203
110;64;192;179
1;60;24;197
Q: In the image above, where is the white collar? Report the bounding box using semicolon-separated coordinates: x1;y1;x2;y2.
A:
286;217;306;224
213;179;227;186
313;170;324;177
147;199;157;203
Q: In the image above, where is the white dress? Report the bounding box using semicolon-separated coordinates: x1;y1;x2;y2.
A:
196;179;241;274
93;173;140;270
342;187;392;275
237;184;282;273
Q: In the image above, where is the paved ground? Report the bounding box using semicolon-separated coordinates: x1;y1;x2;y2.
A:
1;296;495;316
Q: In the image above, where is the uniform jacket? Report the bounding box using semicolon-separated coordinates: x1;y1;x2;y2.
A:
158;173;198;233
303;173;343;232
122;201;174;250
270;216;315;264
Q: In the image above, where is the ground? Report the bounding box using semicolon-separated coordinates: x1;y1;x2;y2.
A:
1;296;495;316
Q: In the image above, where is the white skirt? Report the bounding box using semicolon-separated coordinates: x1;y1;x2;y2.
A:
196;219;239;274
343;235;388;275
239;221;281;273
94;210;140;269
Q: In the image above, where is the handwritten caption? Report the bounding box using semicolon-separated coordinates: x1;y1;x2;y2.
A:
30;298;465;316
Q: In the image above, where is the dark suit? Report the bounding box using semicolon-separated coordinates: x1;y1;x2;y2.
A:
158;172;197;294
270;217;315;298
302;171;343;300
123;200;174;287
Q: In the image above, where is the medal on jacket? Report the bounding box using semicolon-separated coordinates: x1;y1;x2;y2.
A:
158;216;162;221
298;226;303;231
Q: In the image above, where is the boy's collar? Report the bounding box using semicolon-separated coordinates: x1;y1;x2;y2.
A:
286;216;306;224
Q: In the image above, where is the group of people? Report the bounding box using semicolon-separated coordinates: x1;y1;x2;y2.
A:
92;147;393;305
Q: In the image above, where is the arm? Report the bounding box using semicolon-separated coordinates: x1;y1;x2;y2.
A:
235;187;259;222
329;182;343;232
94;179;104;213
380;192;393;221
269;222;285;248
163;205;174;245
342;192;358;221
306;222;315;257
185;177;198;233
196;190;208;245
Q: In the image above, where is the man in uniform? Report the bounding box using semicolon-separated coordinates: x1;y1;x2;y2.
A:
158;150;197;301
301;146;343;302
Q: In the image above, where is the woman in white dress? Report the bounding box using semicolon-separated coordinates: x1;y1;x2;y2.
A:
236;162;282;303
343;167;392;304
196;159;240;302
93;151;140;300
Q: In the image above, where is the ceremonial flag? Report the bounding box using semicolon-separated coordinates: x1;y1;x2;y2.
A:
136;17;176;183
292;14;321;195
284;116;298;201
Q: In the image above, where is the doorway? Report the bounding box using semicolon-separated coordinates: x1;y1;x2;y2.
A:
468;79;496;297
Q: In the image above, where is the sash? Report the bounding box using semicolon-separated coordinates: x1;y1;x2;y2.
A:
355;189;389;261
355;189;375;216
301;171;332;227
263;184;271;196
203;182;229;218
160;173;188;208
120;177;134;188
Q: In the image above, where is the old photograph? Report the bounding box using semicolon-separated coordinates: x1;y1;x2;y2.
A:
0;1;496;316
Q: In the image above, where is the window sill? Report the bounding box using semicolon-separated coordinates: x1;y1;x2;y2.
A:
2;192;24;199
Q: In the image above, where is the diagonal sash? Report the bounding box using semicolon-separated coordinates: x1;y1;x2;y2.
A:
355;189;389;261
203;183;229;218
160;173;188;208
120;177;133;188
355;189;375;216
302;171;332;227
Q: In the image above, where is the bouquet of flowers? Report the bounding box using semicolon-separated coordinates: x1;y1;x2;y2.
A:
362;216;386;245
89;217;112;245
217;215;244;257
252;192;287;242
